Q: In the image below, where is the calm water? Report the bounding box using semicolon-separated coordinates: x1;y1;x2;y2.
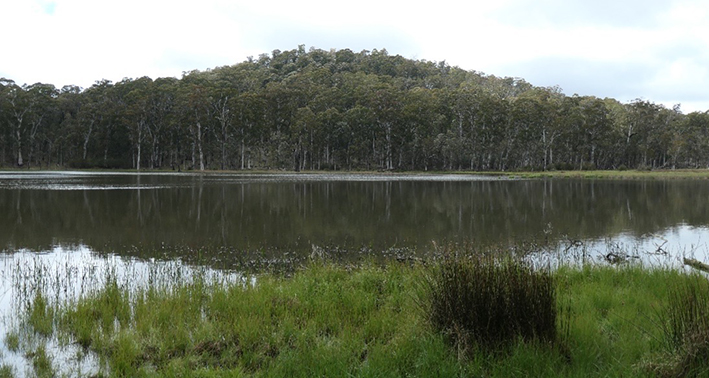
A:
2;171;709;263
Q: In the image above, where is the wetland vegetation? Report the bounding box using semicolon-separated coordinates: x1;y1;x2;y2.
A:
5;249;709;377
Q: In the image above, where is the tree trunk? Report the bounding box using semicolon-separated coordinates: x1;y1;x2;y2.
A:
197;121;205;171
16;127;23;167
83;120;94;160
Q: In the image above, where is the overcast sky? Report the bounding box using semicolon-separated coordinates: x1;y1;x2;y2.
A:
2;0;708;113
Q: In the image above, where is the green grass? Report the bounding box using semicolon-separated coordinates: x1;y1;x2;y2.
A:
4;332;19;353
10;258;709;377
646;275;709;377
0;365;14;378
501;169;709;180
27;344;54;378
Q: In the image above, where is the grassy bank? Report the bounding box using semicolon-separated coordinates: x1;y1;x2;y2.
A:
4;167;709;180
7;258;709;377
505;169;709;180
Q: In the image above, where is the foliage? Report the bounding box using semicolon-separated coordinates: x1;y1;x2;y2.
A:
420;256;558;356
1;46;707;171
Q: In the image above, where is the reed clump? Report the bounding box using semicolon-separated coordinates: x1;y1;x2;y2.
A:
421;255;558;355
646;274;709;377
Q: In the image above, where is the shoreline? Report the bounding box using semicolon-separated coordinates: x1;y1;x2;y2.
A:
3;167;709;179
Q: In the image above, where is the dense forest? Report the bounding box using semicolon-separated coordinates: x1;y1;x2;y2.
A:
1;46;708;171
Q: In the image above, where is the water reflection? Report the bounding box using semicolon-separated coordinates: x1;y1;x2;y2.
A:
2;173;709;263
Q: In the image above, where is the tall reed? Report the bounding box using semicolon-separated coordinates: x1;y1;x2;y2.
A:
421;255;558;355
649;274;709;377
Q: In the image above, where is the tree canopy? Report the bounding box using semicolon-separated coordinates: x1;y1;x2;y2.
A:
1;46;708;171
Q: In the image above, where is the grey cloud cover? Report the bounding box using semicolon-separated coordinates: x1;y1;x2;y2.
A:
494;0;672;28
1;0;708;112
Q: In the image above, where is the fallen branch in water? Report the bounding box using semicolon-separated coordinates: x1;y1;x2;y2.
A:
683;258;709;273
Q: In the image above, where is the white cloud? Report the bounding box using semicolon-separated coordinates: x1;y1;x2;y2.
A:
1;0;708;112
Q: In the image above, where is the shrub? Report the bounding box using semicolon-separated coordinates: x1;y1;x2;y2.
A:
554;162;574;171
581;162;597;171
420;256;557;356
66;158;131;169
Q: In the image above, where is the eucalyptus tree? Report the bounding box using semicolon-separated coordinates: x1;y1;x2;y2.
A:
0;78;13;165
88;79;133;168
213;61;270;170
447;87;478;169
556;95;586;168
601;98;628;167
292;106;316;171
121;77;153;170
652;105;682;168
261;81;294;168
302;67;344;170
373;84;401;170
47;85;81;166
477;94;510;170
24;83;58;168
402;87;446;170
283;64;330;170
353;74;402;170
314;107;343;169
0;81;58;167
178;71;211;170
73;80;111;163
672;111;709;167
623;100;671;168
232;92;265;169
344;105;375;169
577;97;614;168
509;95;543;169
1;79;30;166
525;87;563;170
146;77;178;169
204;73;237;170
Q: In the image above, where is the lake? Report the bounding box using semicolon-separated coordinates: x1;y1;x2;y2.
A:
2;171;709;266
2;171;709;375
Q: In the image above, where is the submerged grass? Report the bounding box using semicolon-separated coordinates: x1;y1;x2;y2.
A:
7;254;709;377
28;344;54;378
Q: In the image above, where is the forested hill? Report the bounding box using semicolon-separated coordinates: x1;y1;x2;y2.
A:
1;46;708;171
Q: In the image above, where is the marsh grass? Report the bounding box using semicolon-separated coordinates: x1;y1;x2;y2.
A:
497;169;709;180
38;262;435;376
28;344;54;378
28;291;54;337
0;365;13;378
4;332;19;353
420;255;559;357
645;274;709;377
7;250;709;377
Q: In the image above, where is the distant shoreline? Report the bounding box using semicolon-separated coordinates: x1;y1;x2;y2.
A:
2;167;709;179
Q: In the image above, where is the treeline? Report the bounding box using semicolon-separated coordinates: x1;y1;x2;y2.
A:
1;45;709;171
